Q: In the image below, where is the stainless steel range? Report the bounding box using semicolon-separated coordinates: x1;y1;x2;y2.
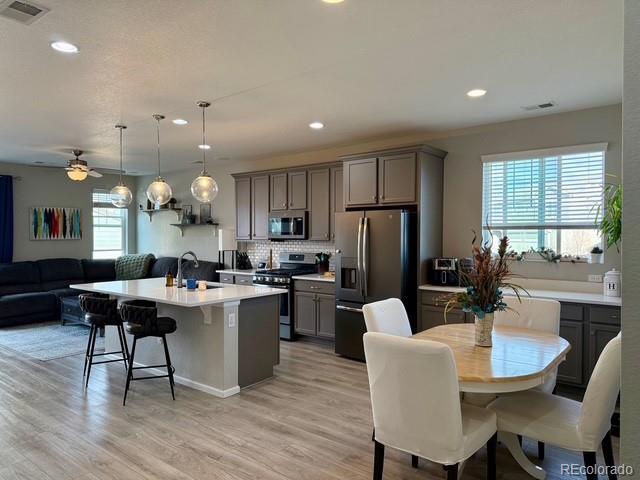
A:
253;252;317;340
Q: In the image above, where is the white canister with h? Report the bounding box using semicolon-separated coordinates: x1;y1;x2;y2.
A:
603;269;621;297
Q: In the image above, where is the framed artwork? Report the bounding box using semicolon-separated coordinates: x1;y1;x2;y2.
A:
30;207;82;240
199;203;212;224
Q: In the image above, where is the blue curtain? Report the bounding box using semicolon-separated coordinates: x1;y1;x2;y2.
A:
0;176;13;263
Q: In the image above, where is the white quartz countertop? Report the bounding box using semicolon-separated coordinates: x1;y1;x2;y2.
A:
216;269;257;276
292;273;336;283
419;284;622;307
71;278;285;307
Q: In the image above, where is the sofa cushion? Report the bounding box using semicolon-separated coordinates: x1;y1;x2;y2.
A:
0;262;41;295
37;258;84;283
0;292;57;319
181;260;220;282
149;257;178;278
82;259;116;282
115;254;155;280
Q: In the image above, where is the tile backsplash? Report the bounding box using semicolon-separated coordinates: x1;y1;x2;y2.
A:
238;240;335;269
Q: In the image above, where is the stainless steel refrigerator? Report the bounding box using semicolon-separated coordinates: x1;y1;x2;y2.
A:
334;209;416;361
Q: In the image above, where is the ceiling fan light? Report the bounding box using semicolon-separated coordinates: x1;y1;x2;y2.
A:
67;169;88;181
146;177;173;206
110;183;133;208
191;173;218;203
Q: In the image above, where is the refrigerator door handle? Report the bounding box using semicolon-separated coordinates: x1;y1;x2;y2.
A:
336;305;363;313
362;217;369;297
357;217;364;297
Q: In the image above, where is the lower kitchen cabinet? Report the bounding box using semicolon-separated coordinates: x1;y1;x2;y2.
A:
294;281;336;339
589;322;620;374
557;319;584;385
420;304;467;331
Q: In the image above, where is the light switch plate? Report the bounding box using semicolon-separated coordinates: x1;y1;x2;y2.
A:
588;274;603;283
228;313;237;328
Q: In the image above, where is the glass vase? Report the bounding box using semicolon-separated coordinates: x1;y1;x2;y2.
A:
474;312;494;347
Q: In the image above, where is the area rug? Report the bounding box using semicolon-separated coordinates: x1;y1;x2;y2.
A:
0;322;104;361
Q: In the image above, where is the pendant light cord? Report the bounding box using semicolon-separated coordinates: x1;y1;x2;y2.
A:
119;126;123;184
156;118;161;177
201;105;207;174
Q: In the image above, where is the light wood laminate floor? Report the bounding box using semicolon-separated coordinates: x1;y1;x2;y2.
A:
0;337;617;479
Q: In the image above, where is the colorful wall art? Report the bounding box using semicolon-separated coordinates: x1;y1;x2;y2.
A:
29;207;82;240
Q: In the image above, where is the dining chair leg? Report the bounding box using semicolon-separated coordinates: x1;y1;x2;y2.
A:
115;324;128;370
83;324;95;377
123;336;137;406
411;455;418;468
85;324;98;388
538;441;545;460
373;441;384;480
487;433;497;480
583;451;598;480
602;431;617;480
443;463;458;480
162;334;176;400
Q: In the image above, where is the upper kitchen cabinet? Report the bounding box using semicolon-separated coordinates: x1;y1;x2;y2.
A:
270;173;288;211
330;166;344;240
308;168;331;241
379;153;417;204
343;157;378;207
251;175;270;240
235;177;251;240
288;171;307;209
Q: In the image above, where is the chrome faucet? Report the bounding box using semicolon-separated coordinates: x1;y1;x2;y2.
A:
176;251;199;288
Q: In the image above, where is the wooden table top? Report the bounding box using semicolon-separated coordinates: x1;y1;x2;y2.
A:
413;324;571;385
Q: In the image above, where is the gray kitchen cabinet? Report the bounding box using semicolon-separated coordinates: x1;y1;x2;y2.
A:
251;175;270;239
235;177;251;240
316;293;336;339
288;171;307;210
343;157;378;207
378;153;417;204
234;275;253;286
294;291;317;336
270;173;288;211
330;166;344;240
589;321;620;374
308;168;331;241
557;319;584;385
219;273;235;284
420;305;466;331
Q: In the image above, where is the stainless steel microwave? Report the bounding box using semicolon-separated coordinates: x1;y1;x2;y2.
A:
268;211;307;240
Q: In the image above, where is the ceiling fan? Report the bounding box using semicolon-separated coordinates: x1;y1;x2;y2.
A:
65;149;103;181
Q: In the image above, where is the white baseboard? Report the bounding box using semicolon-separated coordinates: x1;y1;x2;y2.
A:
104;355;240;398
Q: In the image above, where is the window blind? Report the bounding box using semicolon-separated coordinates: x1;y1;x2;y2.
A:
482;144;606;230
92;189;127;259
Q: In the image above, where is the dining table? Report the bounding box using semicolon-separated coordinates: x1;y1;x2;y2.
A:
413;323;571;480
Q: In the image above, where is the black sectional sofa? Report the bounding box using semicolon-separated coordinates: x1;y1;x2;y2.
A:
0;256;220;328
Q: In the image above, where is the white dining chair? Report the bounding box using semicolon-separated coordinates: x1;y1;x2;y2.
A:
488;332;621;480
363;332;498;480
362;298;413;337
494;296;561;459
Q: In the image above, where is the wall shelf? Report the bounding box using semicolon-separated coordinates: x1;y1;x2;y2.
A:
170;223;219;237
141;208;182;222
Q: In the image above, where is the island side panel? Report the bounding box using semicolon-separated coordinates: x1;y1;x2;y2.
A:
238;295;281;388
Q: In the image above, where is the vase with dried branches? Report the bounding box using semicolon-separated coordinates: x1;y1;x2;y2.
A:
445;232;527;346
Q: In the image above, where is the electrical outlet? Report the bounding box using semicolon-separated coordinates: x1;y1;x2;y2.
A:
588;274;603;283
228;313;237;328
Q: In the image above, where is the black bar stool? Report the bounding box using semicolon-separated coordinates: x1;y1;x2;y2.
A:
78;293;130;387
119;300;177;405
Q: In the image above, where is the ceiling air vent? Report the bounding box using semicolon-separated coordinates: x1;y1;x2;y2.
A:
0;0;49;25
522;101;556;112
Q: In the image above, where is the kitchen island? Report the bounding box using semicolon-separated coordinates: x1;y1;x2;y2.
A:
71;278;285;398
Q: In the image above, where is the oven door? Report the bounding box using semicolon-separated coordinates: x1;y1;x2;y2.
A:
268;211;307;240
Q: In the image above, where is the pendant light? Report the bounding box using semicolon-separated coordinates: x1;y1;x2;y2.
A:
191;101;219;203
146;114;173;206
110;124;133;208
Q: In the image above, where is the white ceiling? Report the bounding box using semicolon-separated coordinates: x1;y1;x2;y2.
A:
0;0;623;174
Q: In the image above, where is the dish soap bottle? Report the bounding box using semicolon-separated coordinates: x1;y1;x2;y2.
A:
165;272;174;287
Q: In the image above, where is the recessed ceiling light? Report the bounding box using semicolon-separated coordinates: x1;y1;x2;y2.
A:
322;0;344;3
466;89;487;98
198;144;211;150
50;41;79;53
173;118;188;125
309;121;325;130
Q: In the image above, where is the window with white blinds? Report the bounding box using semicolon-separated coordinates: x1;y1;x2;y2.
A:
481;143;606;255
92;190;127;259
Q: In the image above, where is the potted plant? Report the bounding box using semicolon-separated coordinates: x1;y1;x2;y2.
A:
595;181;622;252
315;252;332;274
589;246;604;264
445;232;526;347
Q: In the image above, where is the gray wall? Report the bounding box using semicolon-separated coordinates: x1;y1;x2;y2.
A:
0;162;137;261
137;104;621;282
622;0;639;466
